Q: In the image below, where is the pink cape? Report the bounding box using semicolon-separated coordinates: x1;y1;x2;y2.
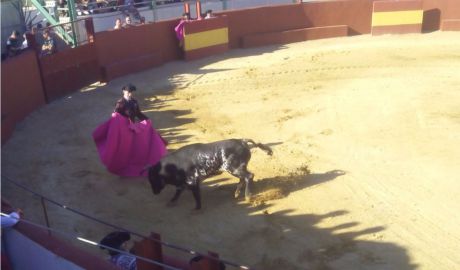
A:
92;113;167;177
174;20;186;41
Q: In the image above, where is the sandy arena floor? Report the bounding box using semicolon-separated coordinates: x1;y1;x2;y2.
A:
2;32;460;270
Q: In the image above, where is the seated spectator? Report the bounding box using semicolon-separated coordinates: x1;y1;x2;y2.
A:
204;9;215;19
174;12;190;48
1;210;21;228
21;33;28;50
31;26;44;47
58;0;69;17
120;0;140;20
86;0;98;13
114;18;122;29
6;30;22;57
100;231;137;270
41;29;56;56
123;15;133;28
138;16;145;25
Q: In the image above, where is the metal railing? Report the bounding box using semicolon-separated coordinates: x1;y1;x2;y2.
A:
3;175;252;269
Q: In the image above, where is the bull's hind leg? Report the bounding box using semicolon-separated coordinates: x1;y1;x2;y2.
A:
222;149;253;200
228;164;254;201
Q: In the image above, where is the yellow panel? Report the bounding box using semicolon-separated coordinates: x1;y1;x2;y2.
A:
184;28;228;51
372;10;423;26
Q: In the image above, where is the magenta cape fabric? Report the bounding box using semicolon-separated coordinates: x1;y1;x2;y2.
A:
174;20;186;41
92;113;167;177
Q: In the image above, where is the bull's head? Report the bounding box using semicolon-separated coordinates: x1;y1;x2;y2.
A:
148;163;180;195
148;163;165;195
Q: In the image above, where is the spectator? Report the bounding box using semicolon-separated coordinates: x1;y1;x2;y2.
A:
1;211;21;228
58;0;69;17
5;30;21;57
87;0;98;14
138;16;145;25
114;18;123;29
204;9;214;19
123;15;133;28
41;29;56;56
31;26;44;48
1;201;23;270
21;33;28;50
100;231;137;270
120;0;140;20
174;12;190;48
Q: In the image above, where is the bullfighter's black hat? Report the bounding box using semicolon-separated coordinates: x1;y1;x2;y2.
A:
122;84;137;92
100;231;131;256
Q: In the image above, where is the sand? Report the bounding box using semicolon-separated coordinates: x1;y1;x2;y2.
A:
2;31;460;270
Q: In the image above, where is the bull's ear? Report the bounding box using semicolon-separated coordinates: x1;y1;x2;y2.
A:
150;163;162;176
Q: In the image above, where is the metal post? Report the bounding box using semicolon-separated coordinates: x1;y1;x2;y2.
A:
30;0;75;46
26;32;50;103
84;18;95;43
151;0;157;22
184;1;190;14
40;197;51;235
222;0;227;10
196;0;202;20
67;0;78;47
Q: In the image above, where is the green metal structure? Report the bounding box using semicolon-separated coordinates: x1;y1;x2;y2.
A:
29;0;77;46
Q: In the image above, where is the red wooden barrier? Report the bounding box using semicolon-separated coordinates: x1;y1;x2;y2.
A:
133;232;163;270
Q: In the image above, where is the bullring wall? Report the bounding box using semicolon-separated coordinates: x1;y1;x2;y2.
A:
1;50;45;144
95;19;182;81
2;0;460;145
422;0;460;31
2;0;460;268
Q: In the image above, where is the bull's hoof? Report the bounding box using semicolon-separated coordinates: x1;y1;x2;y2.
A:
191;208;202;214
234;190;241;198
245;195;252;202
166;201;177;207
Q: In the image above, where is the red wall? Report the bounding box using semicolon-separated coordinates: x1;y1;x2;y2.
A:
220;3;310;48
95;19;182;81
1;50;46;144
40;43;100;101
2;0;460;145
422;0;460;32
301;0;375;35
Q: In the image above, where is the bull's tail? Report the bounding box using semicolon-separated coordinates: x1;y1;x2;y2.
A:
242;139;273;156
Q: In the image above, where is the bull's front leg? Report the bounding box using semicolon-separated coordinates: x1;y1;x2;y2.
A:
190;183;202;210
244;173;254;201
168;186;185;206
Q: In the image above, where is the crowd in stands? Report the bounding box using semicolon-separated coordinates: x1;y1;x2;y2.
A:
3;24;58;60
72;0;185;16
112;15;146;29
3;6;217;61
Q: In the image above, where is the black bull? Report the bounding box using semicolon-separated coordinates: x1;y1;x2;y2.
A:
147;139;273;209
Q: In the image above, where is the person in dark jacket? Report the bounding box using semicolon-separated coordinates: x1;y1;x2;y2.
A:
114;84;148;123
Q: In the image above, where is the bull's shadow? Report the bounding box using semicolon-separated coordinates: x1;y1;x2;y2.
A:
204;169;346;207
171;168;417;270
252;169;346;200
